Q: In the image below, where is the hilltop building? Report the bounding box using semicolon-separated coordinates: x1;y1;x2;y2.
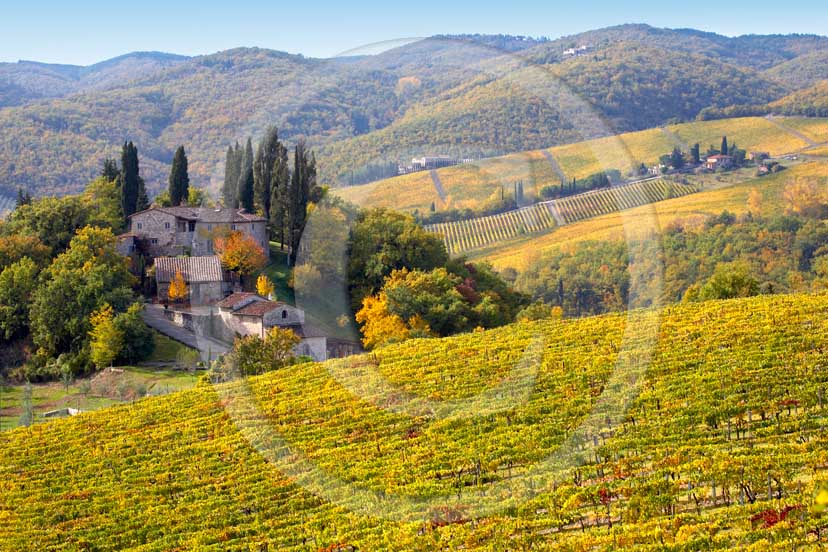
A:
125;206;269;259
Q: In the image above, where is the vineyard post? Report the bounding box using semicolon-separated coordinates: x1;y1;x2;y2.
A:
819;386;824;410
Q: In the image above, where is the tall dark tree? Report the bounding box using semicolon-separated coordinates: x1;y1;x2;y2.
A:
269;142;290;247
237;166;255;212
669;147;685;169
287;141;317;266
136;180;150;212
223;142;241;208
168;146;190;206
253;127;284;220
235;139;254;209
118;141;143;218
690;143;701;165
15;188;31;208
101;158;120;182
721;136;729;157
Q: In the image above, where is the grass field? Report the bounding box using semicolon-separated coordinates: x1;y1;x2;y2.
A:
804;146;828;157
474;160;826;271
3;293;828;549
334;117;824;215
667;117;811;156
0;332;197;431
774;117;828;144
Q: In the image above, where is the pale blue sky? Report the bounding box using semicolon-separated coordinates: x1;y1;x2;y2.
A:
1;0;827;65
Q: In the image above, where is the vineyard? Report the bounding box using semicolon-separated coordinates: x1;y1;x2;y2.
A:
477;160;828;271
2;293;828;549
333;116;824;215
426;178;697;255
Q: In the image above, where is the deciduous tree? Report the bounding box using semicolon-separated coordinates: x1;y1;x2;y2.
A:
167;270;189;302
214;230;267;277
89;304;123;369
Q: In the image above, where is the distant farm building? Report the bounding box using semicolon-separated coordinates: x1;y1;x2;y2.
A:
705;154;734;171
398;156;472;175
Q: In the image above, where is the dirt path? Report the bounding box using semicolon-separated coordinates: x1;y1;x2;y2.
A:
764;115;818;147
541;150;567;184
429;169;447;202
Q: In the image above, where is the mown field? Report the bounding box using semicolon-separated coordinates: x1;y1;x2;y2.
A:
2;294;828;550
475;160;826;271
333;117;825;215
0;333;197;430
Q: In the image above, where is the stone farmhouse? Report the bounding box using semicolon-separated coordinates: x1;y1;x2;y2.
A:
126;206;269;259
163;292;361;362
705;154;734;171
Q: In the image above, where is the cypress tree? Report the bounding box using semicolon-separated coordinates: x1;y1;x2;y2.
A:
15;187;31;208
101;158;120;181
136;178;150;212
168;146;190;206
237;166;255;212
253;126;283;220
287;141;316;266
721;136;729;157
223;144;241;208
690;143;701;164
269;141;290;247
236;138;253;209
119;141;142;218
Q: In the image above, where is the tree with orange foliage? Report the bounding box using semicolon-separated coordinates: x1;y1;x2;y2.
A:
167;270;189;303
214;230;267;277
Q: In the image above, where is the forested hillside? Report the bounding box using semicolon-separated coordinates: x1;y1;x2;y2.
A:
3;293;828;549
0;52;189;107
2;25;828;197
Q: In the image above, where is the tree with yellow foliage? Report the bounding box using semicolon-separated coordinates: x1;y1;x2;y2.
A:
167;270;188;303
89;304;123;369
747;188;763;217
214;230;267;278
256;274;275;299
355;292;432;349
783;177;828;219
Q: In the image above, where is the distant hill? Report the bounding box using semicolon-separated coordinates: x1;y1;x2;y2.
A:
3;292;828;549
769;80;828;116
1;25;828;197
764;51;828;89
0;52;189;107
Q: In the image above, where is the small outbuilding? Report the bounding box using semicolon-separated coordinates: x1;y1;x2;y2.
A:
155;255;229;306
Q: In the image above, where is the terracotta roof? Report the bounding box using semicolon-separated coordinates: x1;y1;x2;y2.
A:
706;154;733;160
216;292;260;309
155;256;224;283
129;206;266;223
234;300;287;317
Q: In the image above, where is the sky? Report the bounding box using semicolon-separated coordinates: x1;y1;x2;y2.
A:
2;0;828;65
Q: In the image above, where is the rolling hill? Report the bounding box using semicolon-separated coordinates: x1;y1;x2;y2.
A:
2;25;828;198
2;293;828;549
472;159;828;271
333;116;822;215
